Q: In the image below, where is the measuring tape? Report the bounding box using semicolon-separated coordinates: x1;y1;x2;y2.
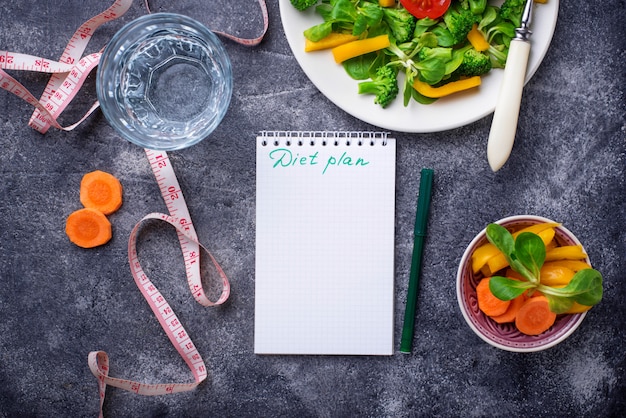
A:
0;0;131;132
0;0;268;132
88;149;231;412
1;0;268;416
143;0;269;47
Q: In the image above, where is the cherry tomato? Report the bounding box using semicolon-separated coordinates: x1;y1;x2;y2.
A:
399;0;451;19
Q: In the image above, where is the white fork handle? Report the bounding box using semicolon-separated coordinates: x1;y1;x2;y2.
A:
487;39;531;172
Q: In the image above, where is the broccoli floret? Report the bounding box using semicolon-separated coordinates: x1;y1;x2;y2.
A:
290;0;318;11
357;65;399;108
381;7;417;44
468;0;487;16
459;0;487;16
499;0;526;28
442;2;476;45
455;47;492;77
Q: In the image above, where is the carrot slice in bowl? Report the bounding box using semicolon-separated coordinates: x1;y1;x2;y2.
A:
476;277;510;317
515;296;557;336
491;293;526;324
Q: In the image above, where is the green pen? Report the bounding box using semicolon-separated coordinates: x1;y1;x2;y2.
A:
400;168;433;354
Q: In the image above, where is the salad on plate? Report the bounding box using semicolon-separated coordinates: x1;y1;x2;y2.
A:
281;0;557;132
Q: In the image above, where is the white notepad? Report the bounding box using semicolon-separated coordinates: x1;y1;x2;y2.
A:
255;132;396;355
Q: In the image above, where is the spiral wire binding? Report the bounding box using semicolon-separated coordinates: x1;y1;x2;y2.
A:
259;131;389;147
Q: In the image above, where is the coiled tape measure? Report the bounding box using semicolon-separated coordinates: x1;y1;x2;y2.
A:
1;0;268;416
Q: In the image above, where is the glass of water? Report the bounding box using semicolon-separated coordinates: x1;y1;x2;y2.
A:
97;13;233;151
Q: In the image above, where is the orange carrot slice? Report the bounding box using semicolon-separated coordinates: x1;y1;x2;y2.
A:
65;208;112;248
476;277;510;317
515;296;556;335
80;170;123;215
491;294;525;324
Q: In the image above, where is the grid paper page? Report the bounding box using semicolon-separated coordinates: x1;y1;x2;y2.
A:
254;133;396;355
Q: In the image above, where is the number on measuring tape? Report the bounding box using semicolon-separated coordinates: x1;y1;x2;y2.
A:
2;0;268;416
1;0;268;134
89;151;231;416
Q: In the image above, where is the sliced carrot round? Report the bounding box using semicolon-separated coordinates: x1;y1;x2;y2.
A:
80;170;123;215
515;296;556;336
476;277;510;317
65;208;112;248
491;293;525;324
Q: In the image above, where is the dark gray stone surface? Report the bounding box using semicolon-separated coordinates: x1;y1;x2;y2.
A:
1;0;624;416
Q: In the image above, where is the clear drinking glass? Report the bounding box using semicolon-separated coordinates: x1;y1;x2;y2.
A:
96;13;233;151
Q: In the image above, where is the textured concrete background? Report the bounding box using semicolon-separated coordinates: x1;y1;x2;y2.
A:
1;0;624;417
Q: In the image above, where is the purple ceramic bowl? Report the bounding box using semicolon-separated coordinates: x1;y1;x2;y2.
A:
456;215;590;352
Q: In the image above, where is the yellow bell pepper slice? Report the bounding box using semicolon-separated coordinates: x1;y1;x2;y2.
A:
485;227;556;275
565;302;592;314
511;222;561;237
471;243;501;274
413;76;481;98
378;0;396;6
545;245;588;262
305;33;359;52
331;34;390;63
471;222;561;274
542;260;592;272
539;264;576;286
467;24;489;52
545;239;558;251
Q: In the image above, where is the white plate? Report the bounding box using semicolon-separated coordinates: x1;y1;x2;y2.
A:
279;0;559;133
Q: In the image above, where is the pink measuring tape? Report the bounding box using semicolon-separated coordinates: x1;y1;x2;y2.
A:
0;0;130;132
1;0;268;416
88;149;231;408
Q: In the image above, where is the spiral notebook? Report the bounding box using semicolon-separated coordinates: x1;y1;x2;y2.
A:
255;131;396;355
